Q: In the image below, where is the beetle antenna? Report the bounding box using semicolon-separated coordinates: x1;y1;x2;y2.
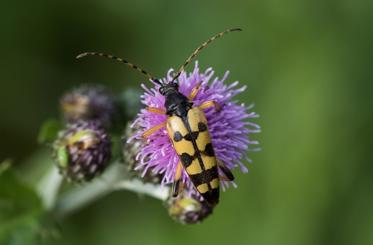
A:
170;28;242;83
76;52;162;85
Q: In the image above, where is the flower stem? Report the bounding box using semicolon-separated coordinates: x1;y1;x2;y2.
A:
54;162;169;218
113;179;169;201
37;166;63;210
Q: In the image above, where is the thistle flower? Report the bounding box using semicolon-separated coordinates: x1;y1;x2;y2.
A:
130;62;260;196
54;121;111;182
167;191;213;224
122;122;162;184
60;85;118;128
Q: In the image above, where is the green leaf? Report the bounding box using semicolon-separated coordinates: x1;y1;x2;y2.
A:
0;167;43;245
37;119;63;144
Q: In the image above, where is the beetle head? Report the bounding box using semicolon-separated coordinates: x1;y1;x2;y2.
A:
159;82;179;96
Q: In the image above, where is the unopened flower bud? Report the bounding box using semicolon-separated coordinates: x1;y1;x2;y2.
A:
167;191;213;224
60;85;118;128
54;121;111;182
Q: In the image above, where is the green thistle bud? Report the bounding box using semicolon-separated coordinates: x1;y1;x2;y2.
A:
60;85;118;128
54;121;111;182
121;122;162;184
167;192;213;224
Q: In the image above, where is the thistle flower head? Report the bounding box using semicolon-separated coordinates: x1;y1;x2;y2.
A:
122;122;162;184
54;120;111;182
60;85;118;128
130;62;260;197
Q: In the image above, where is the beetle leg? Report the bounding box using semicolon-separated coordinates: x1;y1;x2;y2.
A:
219;176;231;182
199;100;222;112
142;121;166;138
217;160;235;181
146;106;166;114
188;81;203;100
172;161;184;197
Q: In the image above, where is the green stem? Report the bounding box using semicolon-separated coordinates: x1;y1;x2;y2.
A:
37;166;63;210
54;163;169;218
113;179;169;201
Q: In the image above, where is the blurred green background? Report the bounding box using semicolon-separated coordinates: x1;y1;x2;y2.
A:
1;0;372;244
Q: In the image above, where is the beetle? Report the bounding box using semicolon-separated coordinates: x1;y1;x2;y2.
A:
77;28;241;206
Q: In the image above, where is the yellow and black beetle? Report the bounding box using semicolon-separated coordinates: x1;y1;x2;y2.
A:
77;28;240;206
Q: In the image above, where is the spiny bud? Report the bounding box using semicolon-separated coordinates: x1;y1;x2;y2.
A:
60;85;118;128
167;191;213;224
122;122;162;184
54;121;111;182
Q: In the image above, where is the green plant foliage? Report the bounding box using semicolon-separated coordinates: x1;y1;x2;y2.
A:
37;119;63;144
0;165;43;245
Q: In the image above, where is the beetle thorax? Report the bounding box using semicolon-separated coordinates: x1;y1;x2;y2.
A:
160;83;192;117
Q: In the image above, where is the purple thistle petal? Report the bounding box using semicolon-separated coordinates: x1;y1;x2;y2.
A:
131;62;259;192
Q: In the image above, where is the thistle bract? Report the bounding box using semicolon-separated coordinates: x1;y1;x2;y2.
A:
130;62;260;196
54;121;111;182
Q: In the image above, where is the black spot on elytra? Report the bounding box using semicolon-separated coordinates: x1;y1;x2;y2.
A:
202;188;219;206
204;143;215;157
189;167;218;186
198;122;207;132
173;131;183;142
184;132;199;141
180;153;193;167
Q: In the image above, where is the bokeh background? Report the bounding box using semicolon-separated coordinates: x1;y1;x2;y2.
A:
1;0;372;245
